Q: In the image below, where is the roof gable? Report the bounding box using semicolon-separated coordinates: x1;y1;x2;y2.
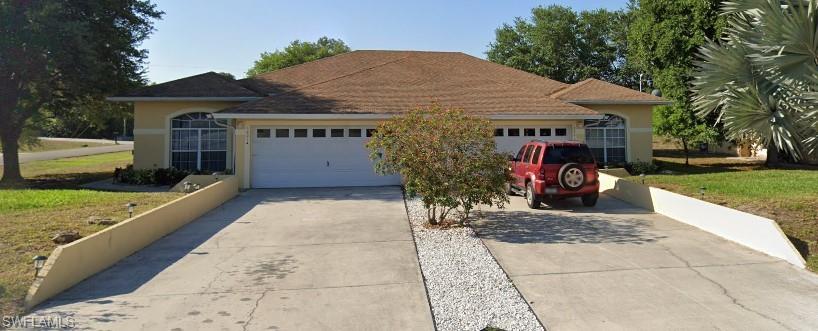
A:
115;72;262;98
551;78;668;104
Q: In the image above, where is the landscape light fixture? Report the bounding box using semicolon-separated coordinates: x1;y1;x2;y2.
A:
640;173;646;184
126;202;137;218
33;255;47;278
699;186;706;199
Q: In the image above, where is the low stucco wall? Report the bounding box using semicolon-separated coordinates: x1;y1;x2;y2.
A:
598;173;805;268
25;176;240;309
169;174;234;192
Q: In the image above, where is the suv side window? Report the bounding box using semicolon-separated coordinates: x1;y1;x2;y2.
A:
522;145;534;163
531;146;542;164
515;146;526;162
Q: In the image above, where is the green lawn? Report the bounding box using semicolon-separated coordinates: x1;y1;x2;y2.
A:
1;151;133;189
616;145;818;271
7;139;107;153
0;152;182;316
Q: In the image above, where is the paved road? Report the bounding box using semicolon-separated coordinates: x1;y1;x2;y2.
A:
0;144;133;165
30;187;434;330
474;194;818;330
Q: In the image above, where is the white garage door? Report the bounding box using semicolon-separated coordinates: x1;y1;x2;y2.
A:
494;126;572;154
251;127;402;188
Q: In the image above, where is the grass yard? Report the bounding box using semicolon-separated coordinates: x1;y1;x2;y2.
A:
0;152;183;316
6;139;108;153
614;139;818;271
2;151;133;189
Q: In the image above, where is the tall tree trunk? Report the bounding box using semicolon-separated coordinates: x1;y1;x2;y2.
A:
765;141;779;167
0;127;24;185
682;139;690;166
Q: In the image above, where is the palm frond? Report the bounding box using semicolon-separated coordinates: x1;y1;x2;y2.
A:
746;0;818;85
692;40;756;116
721;86;807;159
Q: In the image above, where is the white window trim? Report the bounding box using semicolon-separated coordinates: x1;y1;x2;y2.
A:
584;113;628;164
170;127;227;170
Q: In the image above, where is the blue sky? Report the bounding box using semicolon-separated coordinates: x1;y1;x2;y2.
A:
143;0;629;83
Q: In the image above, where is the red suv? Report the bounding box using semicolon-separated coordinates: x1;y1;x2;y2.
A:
506;140;600;208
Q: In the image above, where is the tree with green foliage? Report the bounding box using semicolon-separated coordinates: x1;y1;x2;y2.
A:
628;0;725;165
0;0;163;185
692;0;818;165
487;5;637;87
246;37;350;77
40;96;133;139
367;104;510;225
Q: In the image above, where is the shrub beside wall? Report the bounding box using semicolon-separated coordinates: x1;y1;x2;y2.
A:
114;165;232;186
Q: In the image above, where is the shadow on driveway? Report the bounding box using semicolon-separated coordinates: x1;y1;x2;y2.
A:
35;186;405;310
475;196;665;245
34;194;259;310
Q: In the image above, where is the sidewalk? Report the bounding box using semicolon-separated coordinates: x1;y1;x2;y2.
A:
0;144;133;165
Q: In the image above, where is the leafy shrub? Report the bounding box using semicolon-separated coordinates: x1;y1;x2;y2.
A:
625;161;659;175
114;165;231;186
367;104;510;225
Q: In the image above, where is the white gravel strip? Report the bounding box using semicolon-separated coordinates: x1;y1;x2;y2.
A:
405;197;544;331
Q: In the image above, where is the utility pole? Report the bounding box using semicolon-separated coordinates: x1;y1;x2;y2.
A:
639;73;644;92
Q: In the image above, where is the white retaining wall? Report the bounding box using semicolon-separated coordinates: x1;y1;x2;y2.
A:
598;173;806;268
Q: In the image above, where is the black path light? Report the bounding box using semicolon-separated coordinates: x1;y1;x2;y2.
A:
640;173;646;184
126;202;137;218
699;186;706;199
33;255;47;278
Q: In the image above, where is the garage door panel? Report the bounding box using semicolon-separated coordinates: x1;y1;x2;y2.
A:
251;128;400;188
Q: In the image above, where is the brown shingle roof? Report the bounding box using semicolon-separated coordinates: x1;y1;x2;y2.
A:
550;78;668;104
116;72;262;98
221;51;593;116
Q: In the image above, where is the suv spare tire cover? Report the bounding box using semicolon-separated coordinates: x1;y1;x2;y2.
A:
558;163;585;191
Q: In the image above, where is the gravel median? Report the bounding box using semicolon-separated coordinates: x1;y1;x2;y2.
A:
405;196;544;331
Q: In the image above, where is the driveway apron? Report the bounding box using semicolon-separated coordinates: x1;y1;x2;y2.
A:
30;186;434;331
474;194;818;330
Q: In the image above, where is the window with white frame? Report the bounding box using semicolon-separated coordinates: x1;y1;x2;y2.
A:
170;112;227;171
584;114;627;165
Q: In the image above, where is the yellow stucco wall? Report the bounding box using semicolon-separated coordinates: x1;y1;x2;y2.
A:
25;176;240;309
581;104;655;163
133;101;654;187
133;101;242;169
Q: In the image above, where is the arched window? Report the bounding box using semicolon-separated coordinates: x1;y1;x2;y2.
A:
585;114;627;165
170;112;227;171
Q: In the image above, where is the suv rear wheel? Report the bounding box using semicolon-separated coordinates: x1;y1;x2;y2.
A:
525;182;542;209
558;163;586;191
581;192;599;207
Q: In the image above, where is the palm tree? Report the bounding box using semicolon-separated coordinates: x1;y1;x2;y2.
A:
692;0;818;165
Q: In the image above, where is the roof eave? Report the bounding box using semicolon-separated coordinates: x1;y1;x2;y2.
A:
212;113;603;120
566;99;672;106
106;97;263;102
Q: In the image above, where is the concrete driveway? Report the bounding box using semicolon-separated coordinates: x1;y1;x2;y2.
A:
31;187;433;330
474;194;818;330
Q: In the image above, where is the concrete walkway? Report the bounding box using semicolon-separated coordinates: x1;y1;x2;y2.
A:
30;187;433;330
474;195;818;330
0;144;133;165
